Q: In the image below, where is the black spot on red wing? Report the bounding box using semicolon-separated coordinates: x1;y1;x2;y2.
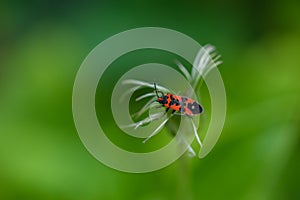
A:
187;102;203;114
168;99;173;107
160;95;167;105
170;94;174;100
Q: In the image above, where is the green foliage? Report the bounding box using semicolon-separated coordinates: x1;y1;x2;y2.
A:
1;1;300;199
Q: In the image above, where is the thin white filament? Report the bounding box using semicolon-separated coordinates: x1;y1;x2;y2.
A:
120;85;142;102
142;115;172;143
180;136;196;157
192;45;215;78
133;96;157;118
135;93;156;101
175;60;191;81
120;112;164;129
161;120;196;157
122;79;170;93
191;118;203;148
134;112;164;129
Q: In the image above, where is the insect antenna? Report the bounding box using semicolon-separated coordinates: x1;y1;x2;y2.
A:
154;82;159;98
154;82;164;97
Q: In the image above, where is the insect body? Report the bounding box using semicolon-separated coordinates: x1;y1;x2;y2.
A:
154;83;203;116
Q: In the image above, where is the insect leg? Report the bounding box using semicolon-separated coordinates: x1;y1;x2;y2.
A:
154;82;165;97
171;112;186;116
165;108;169;113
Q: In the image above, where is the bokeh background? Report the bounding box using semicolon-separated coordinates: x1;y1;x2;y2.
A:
1;0;300;199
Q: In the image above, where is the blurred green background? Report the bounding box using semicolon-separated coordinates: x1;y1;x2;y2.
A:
1;0;300;199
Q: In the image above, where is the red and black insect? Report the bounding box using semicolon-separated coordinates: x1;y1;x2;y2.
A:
154;83;203;116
